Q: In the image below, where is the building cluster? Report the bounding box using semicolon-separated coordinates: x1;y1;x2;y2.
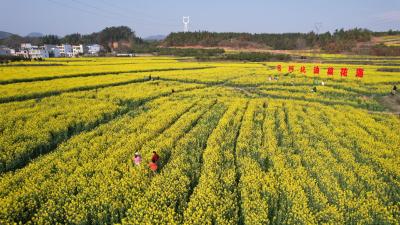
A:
0;43;103;58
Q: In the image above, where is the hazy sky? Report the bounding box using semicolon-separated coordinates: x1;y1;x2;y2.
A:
1;0;399;37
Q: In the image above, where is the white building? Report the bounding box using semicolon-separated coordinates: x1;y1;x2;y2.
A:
87;44;102;55
29;47;49;58
14;43;49;58
0;46;14;55
20;43;33;49
44;45;61;57
15;49;30;58
72;44;88;56
57;44;73;57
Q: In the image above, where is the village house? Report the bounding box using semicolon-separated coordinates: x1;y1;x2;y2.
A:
87;44;102;55
57;44;73;57
29;46;49;58
72;44;87;56
44;44;61;57
0;46;14;55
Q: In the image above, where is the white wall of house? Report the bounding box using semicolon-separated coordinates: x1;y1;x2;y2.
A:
51;48;61;57
20;43;32;49
72;45;88;56
15;50;30;58
87;44;101;55
17;43;48;58
0;46;13;55
29;48;49;58
57;44;73;57
44;45;61;57
0;49;9;55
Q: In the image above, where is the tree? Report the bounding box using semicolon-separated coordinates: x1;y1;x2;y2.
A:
62;33;82;45
98;26;136;51
40;35;60;45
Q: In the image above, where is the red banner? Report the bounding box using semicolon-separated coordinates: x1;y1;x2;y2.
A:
274;65;364;79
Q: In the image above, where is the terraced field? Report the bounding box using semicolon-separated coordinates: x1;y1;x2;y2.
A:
0;56;399;224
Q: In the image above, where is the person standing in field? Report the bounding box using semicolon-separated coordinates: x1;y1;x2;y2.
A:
152;151;160;163
312;86;317;92
392;85;397;95
149;159;158;173
132;152;142;166
149;151;160;173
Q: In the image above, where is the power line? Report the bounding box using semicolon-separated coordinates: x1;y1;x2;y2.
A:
47;0;181;33
94;0;178;25
70;0;127;18
70;0;180;28
46;0;121;22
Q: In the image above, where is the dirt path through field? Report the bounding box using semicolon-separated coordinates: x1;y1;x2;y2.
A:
378;94;400;115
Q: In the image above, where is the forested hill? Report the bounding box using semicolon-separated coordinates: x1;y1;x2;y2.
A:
163;29;400;53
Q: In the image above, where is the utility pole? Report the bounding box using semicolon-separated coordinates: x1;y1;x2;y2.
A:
183;16;190;32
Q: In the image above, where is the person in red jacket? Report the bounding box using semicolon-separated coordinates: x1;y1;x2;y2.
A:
149;159;158;173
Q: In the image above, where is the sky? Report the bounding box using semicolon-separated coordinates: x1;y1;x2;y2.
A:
1;0;400;38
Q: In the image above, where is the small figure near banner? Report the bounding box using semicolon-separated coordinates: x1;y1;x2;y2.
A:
391;85;397;95
311;86;317;92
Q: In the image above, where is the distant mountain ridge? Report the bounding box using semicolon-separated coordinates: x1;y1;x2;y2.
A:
0;31;14;39
26;32;44;38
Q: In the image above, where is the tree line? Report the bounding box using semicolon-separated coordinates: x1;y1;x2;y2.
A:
163;28;400;54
